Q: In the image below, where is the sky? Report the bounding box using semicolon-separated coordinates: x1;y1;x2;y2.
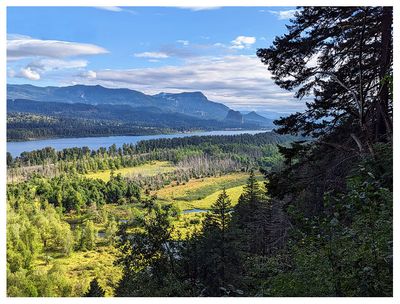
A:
7;6;306;114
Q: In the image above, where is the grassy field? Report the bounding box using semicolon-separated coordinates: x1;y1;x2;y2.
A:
84;161;176;181
155;172;264;210
34;245;122;297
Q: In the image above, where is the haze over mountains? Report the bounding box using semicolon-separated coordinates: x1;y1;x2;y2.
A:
7;84;274;141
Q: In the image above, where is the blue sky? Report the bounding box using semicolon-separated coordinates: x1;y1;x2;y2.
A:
7;6;305;114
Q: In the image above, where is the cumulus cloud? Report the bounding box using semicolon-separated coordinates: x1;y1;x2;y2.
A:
230;36;256;49
17;67;41;81
77;55;305;112
7;36;108;60
134;52;169;59
8;59;89;81
268;9;298;20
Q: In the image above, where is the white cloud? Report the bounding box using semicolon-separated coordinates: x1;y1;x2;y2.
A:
230;36;256;49
18;67;41;81
95;6;123;12
177;40;189;46
8;59;89;81
134;52;169;59
80;70;97;79
7;36;108;60
28;59;88;72
77;55;305;112
94;6;137;14
213;43;226;47
178;7;221;11
268;9;298;20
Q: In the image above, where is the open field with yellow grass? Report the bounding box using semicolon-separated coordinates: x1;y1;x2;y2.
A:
84;161;176;181
34;245;122;297
155;172;264;211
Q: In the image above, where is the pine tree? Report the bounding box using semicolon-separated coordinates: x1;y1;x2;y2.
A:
204;188;232;233
84;278;105;297
197;189;240;295
257;7;393;153
234;170;263;225
231;171;271;256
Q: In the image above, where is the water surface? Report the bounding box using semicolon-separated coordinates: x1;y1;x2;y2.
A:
182;209;208;214
7;130;267;157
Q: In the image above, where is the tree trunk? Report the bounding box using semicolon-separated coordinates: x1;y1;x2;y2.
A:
376;7;392;141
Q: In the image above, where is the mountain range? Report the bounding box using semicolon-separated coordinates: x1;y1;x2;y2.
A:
7;84;274;141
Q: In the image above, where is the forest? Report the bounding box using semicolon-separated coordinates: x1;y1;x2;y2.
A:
6;6;393;297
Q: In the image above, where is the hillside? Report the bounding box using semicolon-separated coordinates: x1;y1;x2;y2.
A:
8;84;230;120
7;84;274;141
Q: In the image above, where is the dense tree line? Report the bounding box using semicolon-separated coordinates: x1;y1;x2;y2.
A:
7;112;170;142
8;132;296;166
7;173;141;213
134;132;300;152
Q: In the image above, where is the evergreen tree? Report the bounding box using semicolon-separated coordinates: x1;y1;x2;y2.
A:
204;188;232;233
84;278;105;297
197;190;240;296
257;7;393;153
231;171;271;256
233;170;263;226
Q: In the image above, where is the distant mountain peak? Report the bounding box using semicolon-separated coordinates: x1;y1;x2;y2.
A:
225;109;243;124
242;110;273;127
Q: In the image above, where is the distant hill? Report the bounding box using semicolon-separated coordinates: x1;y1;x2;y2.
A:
243;111;274;127
7;98;249;130
7;84;230;120
153;92;229;120
7;84;275;141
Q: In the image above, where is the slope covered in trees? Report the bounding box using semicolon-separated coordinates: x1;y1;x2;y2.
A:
112;6;393;297
6;6;392;297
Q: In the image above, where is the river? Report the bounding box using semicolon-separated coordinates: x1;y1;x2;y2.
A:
7;130;268;157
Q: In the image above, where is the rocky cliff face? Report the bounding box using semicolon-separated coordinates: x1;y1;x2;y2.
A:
225;109;243;124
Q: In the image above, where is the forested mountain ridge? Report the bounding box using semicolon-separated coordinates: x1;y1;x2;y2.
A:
7;84;250;121
153;91;229;120
7;84;273;140
7;99;256;130
7;99;264;141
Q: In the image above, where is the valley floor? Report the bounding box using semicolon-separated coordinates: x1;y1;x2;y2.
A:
24;167;263;296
